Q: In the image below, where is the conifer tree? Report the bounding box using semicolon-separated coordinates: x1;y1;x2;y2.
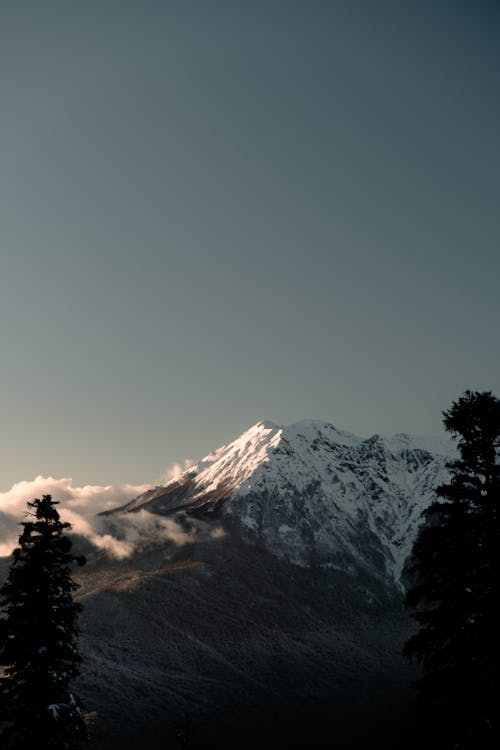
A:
405;390;500;747
0;495;87;750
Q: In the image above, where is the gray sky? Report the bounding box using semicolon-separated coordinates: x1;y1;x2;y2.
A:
0;0;499;490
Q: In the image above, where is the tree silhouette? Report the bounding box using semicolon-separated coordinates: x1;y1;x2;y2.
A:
405;391;500;747
0;495;87;750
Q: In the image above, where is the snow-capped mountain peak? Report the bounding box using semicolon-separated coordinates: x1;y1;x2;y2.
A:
170;419;365;498
192;419;283;492
120;420;453;585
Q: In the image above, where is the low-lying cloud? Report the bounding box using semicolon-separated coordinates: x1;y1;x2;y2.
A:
0;475;149;558
0;466;222;560
159;458;195;485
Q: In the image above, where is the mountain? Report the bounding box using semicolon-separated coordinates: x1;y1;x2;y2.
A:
115;419;451;585
76;420;452;750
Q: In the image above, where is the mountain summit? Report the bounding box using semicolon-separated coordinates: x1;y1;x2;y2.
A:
78;421;454;749
117;420;452;584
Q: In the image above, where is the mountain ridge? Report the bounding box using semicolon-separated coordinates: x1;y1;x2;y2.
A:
72;419;455;749
114;419;453;585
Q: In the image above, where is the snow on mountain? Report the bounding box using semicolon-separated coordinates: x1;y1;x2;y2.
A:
78;419;455;748
119;420;454;585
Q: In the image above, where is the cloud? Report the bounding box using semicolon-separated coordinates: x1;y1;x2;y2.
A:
0;470;224;560
0;540;18;557
159;459;195;485
97;510;199;559
0;475;149;559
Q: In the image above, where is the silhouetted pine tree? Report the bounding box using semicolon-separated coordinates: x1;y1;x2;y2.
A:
0;495;87;750
405;390;500;747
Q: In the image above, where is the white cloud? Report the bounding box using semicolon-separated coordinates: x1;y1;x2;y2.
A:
159;459;195;485
0;475;149;558
0;469;224;560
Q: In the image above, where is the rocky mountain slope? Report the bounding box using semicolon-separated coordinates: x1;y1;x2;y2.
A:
5;419;452;749
76;534;418;750
115;420;452;585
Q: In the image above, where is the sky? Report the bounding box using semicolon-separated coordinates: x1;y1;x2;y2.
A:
0;0;499;494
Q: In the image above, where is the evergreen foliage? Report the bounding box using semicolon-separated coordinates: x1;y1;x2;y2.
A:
405;390;500;747
0;495;87;750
